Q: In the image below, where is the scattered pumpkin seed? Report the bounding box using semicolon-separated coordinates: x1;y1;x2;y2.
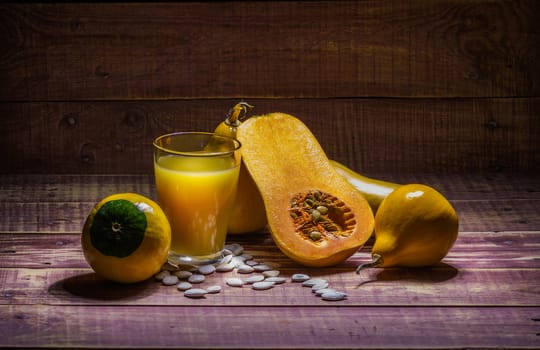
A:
216;261;236;272
291;273;311;282
245;275;265;284
263;270;280;278
177;282;192;291
321;291;347;301
240;253;253;260
198;264;216;275
252;281;275;290
154;270;170;281
162;275;179;286
314;288;336;297
302;278;327;287
311;282;329;292
224;243;244;256
226;277;244;287
184;288;208;298
237;265;255;274
173;270;193;279
245;260;259;266
221;254;233;264
265;276;287;284
188;274;205;284
253;264;272;272
206;285;222;294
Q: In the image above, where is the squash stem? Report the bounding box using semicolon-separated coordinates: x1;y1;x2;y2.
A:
356;254;383;274
226;102;253;126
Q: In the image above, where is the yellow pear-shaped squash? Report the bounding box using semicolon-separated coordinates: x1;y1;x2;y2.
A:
214;102;268;234
358;184;459;271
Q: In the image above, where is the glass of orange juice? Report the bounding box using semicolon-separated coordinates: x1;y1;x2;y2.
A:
153;132;241;266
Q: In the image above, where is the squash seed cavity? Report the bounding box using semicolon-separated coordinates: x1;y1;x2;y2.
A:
290;190;356;244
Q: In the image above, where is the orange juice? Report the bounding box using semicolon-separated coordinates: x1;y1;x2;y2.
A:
154;155;240;259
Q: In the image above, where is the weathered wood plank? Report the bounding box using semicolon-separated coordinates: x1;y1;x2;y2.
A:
1;232;539;270
1;1;538;101
1;98;538;174
1;198;537;234
1;173;539;202
1;305;538;349
0;265;538;307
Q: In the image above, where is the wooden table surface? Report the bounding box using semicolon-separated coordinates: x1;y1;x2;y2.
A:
1;172;539;349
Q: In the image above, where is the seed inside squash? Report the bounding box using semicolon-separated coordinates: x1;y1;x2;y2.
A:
290;190;356;244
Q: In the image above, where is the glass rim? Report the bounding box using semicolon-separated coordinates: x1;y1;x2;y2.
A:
153;131;241;157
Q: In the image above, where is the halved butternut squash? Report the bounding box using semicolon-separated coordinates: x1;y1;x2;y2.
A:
237;113;374;267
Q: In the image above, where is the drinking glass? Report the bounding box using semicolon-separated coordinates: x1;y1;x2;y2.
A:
153;132;241;266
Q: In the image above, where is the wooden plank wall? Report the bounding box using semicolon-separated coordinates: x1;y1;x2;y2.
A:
0;1;538;175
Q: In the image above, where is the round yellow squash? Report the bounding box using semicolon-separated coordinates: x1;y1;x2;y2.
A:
81;193;171;283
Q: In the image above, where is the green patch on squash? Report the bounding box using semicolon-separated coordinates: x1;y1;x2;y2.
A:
90;199;147;258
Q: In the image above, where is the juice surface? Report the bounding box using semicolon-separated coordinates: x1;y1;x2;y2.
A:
154;155;240;256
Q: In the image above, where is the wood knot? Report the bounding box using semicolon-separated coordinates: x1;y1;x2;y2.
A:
80;143;96;164
122;108;147;132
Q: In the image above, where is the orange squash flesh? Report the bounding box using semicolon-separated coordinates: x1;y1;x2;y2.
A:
237;113;374;267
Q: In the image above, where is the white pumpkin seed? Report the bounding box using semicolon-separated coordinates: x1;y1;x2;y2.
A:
184;288;208;298
252;281;275;290
224;243;244;256
198;264;216;275
321;291;347;301
240;253;253;260
173;270;193;279
314;288;336;297
206;285;222;294
291;273;311;282
221;254;233;264
226;278;244;287
253;264;272;272
263;270;280;278
162;275;179;286
302;278;327;287
216;261;236;272
188;274;205;284
245;260;259;266
177;282;193;291
245;275;265;284
154;270;170;281
311;282;329;292
265;276;287;284
237;265;255;274
231;256;247;268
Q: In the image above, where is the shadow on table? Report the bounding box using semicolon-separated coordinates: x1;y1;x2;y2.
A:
355;263;459;287
48;272;151;301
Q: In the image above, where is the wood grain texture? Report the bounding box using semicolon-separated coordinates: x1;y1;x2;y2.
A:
1;264;539;306
1;1;538;101
1;199;538;234
0;173;539;349
1;98;538;174
1;173;539;202
1;231;539;270
1;305;538;349
0;173;538;234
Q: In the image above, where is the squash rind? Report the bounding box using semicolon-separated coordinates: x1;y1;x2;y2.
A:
237;113;374;267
